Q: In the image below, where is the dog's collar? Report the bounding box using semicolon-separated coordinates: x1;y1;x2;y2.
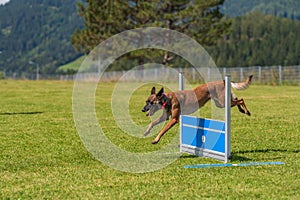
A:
161;94;168;109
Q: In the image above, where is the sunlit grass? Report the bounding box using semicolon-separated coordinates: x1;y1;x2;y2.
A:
0;80;299;199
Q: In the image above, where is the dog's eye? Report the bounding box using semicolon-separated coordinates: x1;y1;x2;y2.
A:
146;100;153;105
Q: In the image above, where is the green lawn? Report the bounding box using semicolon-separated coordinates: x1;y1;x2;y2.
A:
0;80;299;199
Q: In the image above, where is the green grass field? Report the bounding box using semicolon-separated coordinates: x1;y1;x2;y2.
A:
0;80;299;199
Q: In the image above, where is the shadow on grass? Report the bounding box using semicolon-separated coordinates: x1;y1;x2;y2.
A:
234;148;299;154
231;148;299;161
0;111;43;115
229;154;252;162
180;153;252;162
180;154;199;159
180;148;299;162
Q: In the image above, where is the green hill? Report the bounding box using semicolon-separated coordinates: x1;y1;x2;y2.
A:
0;0;84;74
222;0;300;20
207;12;300;67
56;56;85;74
0;0;299;75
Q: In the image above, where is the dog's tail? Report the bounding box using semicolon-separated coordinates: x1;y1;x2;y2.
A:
231;75;253;90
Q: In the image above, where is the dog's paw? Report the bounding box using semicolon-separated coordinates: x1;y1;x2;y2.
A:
143;130;150;136
151;140;159;144
151;138;160;144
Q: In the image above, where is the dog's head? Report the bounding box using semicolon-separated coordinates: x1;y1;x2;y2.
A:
142;87;164;116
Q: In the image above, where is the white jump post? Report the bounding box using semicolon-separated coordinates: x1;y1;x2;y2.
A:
225;75;231;163
179;71;184;90
179;72;231;163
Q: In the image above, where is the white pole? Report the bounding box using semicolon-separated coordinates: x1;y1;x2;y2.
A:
179;71;184;90
36;63;39;81
258;66;262;83
179;71;184;152
279;65;282;85
225;75;231;163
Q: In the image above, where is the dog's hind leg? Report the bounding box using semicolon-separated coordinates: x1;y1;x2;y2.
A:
231;98;251;116
237;104;245;114
144;112;169;136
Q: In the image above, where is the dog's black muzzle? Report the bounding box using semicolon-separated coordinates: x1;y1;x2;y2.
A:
142;105;150;112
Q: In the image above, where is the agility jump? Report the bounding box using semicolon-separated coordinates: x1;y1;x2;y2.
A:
180;74;231;163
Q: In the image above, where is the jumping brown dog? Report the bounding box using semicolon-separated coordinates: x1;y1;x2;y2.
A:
142;75;253;144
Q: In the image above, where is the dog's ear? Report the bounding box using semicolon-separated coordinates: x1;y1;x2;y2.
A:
156;88;164;97
151;87;156;94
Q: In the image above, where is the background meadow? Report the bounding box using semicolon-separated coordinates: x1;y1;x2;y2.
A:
0;80;299;199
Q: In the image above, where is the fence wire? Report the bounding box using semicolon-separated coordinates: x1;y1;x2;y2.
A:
2;65;300;84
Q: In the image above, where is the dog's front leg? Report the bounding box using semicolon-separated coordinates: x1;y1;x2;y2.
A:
144;113;168;136
151;118;179;144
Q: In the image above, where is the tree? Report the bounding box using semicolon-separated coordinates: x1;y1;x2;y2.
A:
208;12;300;68
153;0;231;65
0;0;83;74
71;0;131;54
72;0;230;69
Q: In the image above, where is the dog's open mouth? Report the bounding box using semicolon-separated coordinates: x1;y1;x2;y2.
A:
142;108;152;117
142;106;158;117
146;111;153;117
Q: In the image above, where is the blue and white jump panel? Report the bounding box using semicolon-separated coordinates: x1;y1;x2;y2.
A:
180;115;229;162
179;75;231;163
